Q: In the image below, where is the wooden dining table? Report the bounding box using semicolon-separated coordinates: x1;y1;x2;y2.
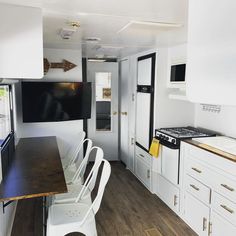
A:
0;136;67;202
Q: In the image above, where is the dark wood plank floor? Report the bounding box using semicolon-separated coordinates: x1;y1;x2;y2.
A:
95;162;196;236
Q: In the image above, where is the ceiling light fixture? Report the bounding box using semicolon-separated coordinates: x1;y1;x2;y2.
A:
60;28;77;40
88;58;106;62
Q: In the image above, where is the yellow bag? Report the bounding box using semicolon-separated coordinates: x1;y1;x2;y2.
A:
149;138;160;158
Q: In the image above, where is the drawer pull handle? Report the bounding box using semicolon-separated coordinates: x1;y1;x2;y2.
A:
174;195;178;206
202;217;207;231
147;170;150;179
190;184;200;191
221;184;234;192
191;167;202;173
139;154;144;158
220;205;234;214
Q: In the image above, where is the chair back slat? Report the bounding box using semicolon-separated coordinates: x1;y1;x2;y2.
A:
66;131;86;168
75;147;104;202
80;160;111;226
72;138;93;183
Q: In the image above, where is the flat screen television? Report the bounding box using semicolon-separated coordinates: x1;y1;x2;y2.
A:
22;82;92;122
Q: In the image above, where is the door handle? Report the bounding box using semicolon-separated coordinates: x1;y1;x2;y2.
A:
121;112;128;116
174;195;178;206
202;217;207;231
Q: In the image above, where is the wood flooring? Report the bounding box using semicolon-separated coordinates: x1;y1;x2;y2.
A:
94;162;196;236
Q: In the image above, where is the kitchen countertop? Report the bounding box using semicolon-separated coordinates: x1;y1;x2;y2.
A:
184;137;236;163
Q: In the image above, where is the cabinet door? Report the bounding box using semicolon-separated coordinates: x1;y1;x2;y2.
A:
161;146;179;185
0;3;43;79
135;156;151;189
157;174;180;213
186;0;236;105
211;211;236;236
136;92;151;150
184;193;209;236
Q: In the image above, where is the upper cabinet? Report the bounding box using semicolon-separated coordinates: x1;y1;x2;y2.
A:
186;0;236;105
0;3;43;79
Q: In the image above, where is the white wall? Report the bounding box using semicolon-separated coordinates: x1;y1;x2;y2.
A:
14;47;84;156
195;104;236;138
155;47;195;129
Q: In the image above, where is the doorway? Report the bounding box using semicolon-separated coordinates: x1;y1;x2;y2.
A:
87;62;119;161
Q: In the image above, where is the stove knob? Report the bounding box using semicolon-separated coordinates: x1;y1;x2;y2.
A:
165;136;169;141
159;134;163;138
171;139;176;144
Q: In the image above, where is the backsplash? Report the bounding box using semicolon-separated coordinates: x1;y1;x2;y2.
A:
195;104;236;138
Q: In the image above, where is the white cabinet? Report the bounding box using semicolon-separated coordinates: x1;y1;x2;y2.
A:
154;145;180;214
186;0;236;105
157;174;179;213
211;211;236;236
181;142;236;235
135;155;151;189
184;193;209;236
0;3;43;79
161;146;179;185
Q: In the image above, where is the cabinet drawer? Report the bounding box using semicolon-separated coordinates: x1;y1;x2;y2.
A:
185;158;213;187
186;175;211;204
212;192;236;226
136;145;151;164
213;172;236;203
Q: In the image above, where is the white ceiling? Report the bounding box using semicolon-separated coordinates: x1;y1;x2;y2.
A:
0;0;188;58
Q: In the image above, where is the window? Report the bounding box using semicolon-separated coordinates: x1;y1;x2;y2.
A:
95;72;112;131
0;85;12;141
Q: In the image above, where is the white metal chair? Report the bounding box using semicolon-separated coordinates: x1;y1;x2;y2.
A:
64;138;93;184
61;131;86;169
53;147;104;204
47;159;111;236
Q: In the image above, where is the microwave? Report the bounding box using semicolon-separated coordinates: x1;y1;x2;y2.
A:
170;63;186;83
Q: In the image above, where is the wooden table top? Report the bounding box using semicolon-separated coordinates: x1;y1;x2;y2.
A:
0;136;67;202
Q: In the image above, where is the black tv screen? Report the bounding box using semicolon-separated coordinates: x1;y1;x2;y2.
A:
22;82;92;122
170;64;186;82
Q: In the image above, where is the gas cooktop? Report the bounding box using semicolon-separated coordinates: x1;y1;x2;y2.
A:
155;126;217;148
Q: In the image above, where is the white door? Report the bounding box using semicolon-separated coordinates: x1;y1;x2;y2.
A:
161;146;179;185
120;59;129;165
184;193;209;236
87;62;119;161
